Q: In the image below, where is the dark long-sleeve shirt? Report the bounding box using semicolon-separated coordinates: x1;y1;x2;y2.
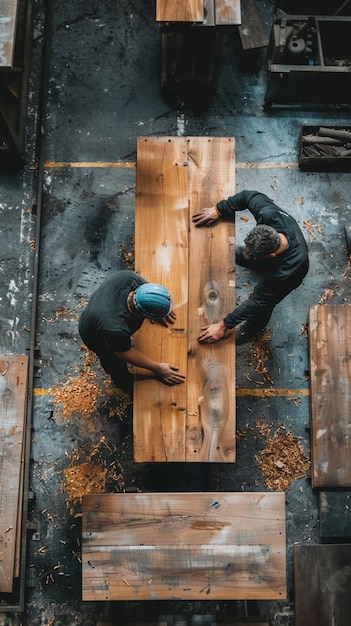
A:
216;190;309;328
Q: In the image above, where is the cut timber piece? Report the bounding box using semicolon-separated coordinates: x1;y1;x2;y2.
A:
156;0;204;22
134;136;235;462
215;0;241;25
319;491;351;538
0;355;28;593
134;137;188;462
309;304;351;487
238;0;268;49
82;492;286;601
0;0;19;67
187;137;235;462
294;544;351;626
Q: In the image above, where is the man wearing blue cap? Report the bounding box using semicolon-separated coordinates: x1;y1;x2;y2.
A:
78;270;185;394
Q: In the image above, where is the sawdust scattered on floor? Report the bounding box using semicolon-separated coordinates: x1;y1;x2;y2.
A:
247;329;274;384
303;220;323;239
319;287;335;304
120;235;135;269
256;425;310;491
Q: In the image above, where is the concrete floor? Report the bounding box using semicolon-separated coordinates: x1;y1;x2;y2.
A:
1;0;351;624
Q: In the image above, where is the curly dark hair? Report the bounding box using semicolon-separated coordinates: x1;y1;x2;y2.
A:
244;225;280;259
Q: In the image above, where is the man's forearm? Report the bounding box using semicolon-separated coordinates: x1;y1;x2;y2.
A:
115;347;161;375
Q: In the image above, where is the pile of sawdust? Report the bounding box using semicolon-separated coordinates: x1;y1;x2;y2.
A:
249;329;273;384
256;427;310;491
49;349;100;420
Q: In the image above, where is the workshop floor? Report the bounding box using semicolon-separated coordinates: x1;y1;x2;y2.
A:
1;0;351;624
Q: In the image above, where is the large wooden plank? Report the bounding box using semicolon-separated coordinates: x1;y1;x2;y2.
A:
319;491;351;538
156;0;204;23
309;304;351;487
82;492;286;601
294;544;351;626
0;354;28;593
238;0;268;49
187;137;235;462
0;0;19;67
215;0;241;25
134;137;189;462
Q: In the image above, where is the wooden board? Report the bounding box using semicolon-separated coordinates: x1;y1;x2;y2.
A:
0;0;19;67
156;0;204;23
82;492;286;601
294;544;351;626
0;355;28;593
238;0;268;49
319;491;351;538
134;136;235;462
186;137;235;462
309;305;351;487
215;0;241;26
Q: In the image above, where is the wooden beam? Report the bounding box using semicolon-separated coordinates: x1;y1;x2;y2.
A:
0;355;28;593
82;492;286;601
156;0;204;23
309;304;351;487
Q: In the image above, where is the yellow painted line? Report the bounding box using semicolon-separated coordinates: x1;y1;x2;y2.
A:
43;161;136;168
42;161;297;170
236;388;309;397
33;387;309;397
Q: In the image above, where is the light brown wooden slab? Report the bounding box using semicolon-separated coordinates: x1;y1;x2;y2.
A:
309;305;351;488
186;137;235;462
0;0;19;67
0;355;28;592
156;0;204;23
294;544;351;626
82;492;286;601
134;136;235;462
215;0;241;26
134;137;189;462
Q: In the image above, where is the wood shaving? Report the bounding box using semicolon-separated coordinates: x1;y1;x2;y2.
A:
50;351;100;420
303;220;323;239
256;428;310;491
42;305;80;323
319;287;334;304
61;461;107;509
249;329;274;384
120;236;135;269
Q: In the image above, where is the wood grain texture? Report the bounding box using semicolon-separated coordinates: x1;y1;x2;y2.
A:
0;355;28;592
134;136;235;462
186;137;235;462
294;544;351;626
215;0;241;25
238;0;268;49
134;137;189;462
309;304;351;487
82;492;286;601
156;0;204;23
0;0;19;67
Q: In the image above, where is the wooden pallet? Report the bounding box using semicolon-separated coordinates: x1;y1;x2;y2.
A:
0;355;28;593
309;304;351;487
82;492;286;601
294;544;351;626
134;136;236;462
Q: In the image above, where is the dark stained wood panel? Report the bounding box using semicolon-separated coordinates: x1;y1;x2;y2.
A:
0;355;28;592
309;304;351;487
238;0;268;49
0;0;19;67
319;491;351;538
294;544;351;626
82;492;286;601
156;0;204;22
187;137;235;462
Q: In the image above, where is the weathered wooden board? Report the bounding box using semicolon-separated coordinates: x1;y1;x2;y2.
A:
0;355;28;593
309;305;351;487
186;137;235;462
294;544;351;626
156;0;204;23
134;136;235;462
319;491;351;538
0;0;19;67
134;137;189;462
215;0;241;26
82;492;286;601
238;0;268;49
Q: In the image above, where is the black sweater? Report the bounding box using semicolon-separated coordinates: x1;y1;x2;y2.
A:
216;190;309;328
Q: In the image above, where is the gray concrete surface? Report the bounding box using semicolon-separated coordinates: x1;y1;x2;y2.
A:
1;0;351;624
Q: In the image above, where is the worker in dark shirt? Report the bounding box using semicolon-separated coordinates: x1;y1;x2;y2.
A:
78;270;186;394
192;190;309;343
